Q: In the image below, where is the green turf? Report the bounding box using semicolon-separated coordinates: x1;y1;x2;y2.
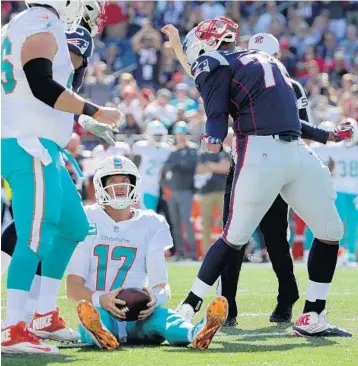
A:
2;263;358;365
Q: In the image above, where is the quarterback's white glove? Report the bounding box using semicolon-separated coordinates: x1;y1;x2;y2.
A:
78;115;119;146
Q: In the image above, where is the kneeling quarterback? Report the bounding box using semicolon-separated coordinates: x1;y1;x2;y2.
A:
66;155;228;350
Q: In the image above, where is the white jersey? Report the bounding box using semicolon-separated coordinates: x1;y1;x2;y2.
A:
311;142;358;194
2;8;74;148
92;142;131;160
67;204;173;292
132;140;172;197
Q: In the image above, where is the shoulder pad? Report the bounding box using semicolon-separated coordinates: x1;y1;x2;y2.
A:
66;25;94;59
191;51;229;81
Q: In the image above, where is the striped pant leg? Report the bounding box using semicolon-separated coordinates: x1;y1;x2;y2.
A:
1;138;62;291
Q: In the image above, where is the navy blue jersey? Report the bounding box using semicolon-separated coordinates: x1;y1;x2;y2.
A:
191;49;301;141
66;25;94;60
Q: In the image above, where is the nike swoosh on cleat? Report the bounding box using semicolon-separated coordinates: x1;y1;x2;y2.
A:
29;345;52;352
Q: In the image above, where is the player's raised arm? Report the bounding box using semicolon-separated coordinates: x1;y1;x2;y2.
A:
161;24;193;78
21;32;122;127
193;54;231;151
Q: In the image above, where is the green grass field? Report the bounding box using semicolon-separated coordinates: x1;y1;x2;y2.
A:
2;263;358;366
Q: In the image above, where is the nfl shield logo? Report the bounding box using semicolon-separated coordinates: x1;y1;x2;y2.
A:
255;36;264;44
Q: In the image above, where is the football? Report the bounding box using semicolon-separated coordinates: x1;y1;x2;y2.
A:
115;288;150;321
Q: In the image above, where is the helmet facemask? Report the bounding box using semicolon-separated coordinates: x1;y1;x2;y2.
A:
95;174;139;210
183;17;239;65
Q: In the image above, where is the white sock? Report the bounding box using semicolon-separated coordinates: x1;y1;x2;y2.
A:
191;278;212;299
1;252;12;276
4;289;29;327
306;280;331;302
24;275;41;323
36;276;61;314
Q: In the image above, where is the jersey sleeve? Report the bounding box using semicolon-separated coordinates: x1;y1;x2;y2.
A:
192;53;231;142
148;214;173;253
291;79;309;123
146;248;169;288
17;8;59;40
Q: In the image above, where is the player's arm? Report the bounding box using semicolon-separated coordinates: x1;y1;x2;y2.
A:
66;242;127;319
21;33;122;126
193;55;231;148
291;79;330;143
161;24;192;78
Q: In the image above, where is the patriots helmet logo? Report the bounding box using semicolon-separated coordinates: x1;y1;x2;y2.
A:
255;36;264;44
66;38;90;55
113;157;123;169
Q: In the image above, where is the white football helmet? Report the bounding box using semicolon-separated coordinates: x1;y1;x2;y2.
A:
83;1;106;36
183;17;239;65
93;155;140;210
25;1;84;32
146;120;168;145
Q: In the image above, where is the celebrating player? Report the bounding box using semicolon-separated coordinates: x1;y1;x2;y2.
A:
164;17;351;337
217;33;355;326
1;0;122;354
132;120;172;211
66;155;228;350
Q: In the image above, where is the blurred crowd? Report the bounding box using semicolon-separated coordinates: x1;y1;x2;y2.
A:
1;1;357;262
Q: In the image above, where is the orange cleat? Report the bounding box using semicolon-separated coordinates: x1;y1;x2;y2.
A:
77;300;119;350
192;296;228;350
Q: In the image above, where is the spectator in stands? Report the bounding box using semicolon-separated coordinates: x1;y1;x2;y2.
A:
329;50;350;89
154;0;184;29
117;85;143;126
163;122;198;261
195;149;230;253
340;24;358;66
316;31;337;67
171;83;198;112
144;88;177;125
103;1;128;39
119;113;142;136
132;19;162;89
255;1;286;33
200;1;226;20
83;61;115;106
112;73;136;99
159;42;181;89
339;85;358;120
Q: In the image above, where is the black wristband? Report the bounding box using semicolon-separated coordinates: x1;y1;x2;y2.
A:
83;101;100;117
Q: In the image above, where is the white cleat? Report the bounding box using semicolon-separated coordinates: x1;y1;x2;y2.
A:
293;309;352;337
1;321;59;354
30;309;79;342
175;301;195;323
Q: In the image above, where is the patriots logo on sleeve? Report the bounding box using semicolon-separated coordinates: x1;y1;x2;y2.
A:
66;38;90;55
192;59;211;78
66;26;93;58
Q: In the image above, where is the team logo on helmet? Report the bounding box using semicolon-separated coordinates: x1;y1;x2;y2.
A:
113;157;123;169
66;38;90;55
255;36;264;44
